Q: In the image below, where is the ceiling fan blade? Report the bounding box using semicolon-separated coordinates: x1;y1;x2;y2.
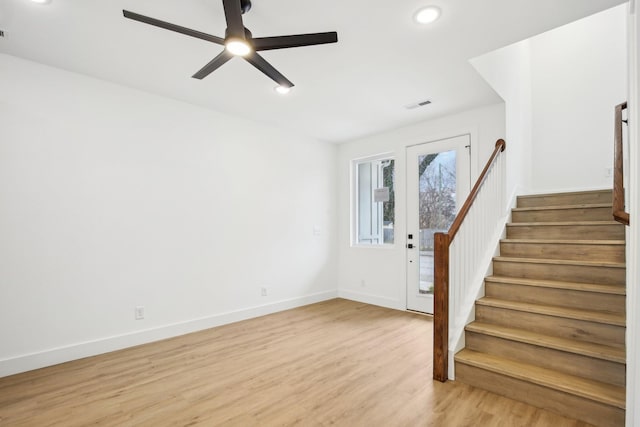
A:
192;51;234;80
253;32;338;51
123;10;225;45
222;0;245;38
244;52;294;88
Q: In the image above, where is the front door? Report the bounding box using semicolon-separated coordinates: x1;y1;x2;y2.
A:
406;134;471;313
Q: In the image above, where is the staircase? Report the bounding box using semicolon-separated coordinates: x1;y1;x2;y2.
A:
454;189;626;427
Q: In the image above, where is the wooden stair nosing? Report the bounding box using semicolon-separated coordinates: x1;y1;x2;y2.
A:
517;189;612;200
477;297;626;326
512;203;612;212
465;322;626;364
455;349;625;409
518;188;613;198
485;276;626;295
493;256;625;269
507;221;622;227
501;238;625;246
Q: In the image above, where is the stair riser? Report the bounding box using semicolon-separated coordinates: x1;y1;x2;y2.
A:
506;224;625;240
500;241;625;263
475;305;625;347
517;192;613;208
493;260;625;286
485;282;626;314
454;363;624;427
512;207;613;223
465;331;625;386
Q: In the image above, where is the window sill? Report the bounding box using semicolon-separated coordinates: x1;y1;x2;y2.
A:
351;244;397;250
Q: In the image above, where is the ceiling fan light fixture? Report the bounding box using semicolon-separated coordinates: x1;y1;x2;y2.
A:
123;2;338;87
225;39;252;56
414;6;441;24
274;85;291;95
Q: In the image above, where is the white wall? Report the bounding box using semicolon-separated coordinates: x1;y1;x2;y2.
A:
529;5;627;193
471;40;533;199
472;5;627;196
0;54;338;377
337;104;505;309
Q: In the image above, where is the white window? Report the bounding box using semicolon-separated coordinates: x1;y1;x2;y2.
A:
353;156;395;245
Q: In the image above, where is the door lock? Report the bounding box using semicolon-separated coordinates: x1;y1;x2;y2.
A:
407;243;415;249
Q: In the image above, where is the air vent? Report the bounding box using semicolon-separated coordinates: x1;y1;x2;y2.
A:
405;99;432;110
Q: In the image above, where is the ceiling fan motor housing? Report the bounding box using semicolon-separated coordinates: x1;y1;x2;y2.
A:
240;0;252;14
225;27;253;40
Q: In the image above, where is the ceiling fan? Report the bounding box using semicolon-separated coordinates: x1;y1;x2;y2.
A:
123;0;338;91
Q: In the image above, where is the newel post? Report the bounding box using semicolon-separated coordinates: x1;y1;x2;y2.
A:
433;232;450;382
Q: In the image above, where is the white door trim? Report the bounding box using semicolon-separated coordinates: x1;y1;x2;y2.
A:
406;134;471;313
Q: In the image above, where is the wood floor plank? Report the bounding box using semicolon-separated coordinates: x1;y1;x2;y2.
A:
0;299;595;426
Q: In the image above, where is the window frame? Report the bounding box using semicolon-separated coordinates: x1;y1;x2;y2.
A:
351;153;396;248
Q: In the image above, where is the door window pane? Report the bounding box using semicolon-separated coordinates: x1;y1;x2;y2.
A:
418;150;456;294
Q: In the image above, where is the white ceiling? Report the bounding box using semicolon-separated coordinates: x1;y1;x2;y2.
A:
0;0;627;143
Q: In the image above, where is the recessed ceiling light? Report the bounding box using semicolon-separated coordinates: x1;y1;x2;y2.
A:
225;39;252;56
30;0;51;4
274;85;291;95
414;6;441;24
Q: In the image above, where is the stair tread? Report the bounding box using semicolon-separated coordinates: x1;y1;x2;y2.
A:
455;349;625;409
493;256;625;268
485;276;626;295
512;203;612;212
501;239;625;245
518;189;612;198
466;321;626;363
477;297;626;326
508;221;621;226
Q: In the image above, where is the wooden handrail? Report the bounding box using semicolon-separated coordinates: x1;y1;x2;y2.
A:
449;139;506;240
433;138;506;382
613;102;629;226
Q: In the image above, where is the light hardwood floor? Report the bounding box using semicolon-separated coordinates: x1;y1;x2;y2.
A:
0;299;595;426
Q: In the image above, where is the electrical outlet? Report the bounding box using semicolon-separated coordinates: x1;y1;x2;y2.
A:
261;287;268;297
605;167;613;178
360;279;366;287
135;306;145;320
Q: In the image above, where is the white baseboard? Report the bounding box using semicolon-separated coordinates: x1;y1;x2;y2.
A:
0;290;338;378
338;289;402;310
